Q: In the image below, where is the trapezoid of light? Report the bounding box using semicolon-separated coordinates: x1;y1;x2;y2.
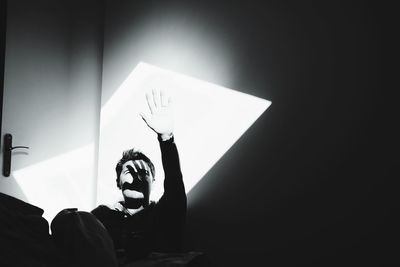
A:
97;62;271;206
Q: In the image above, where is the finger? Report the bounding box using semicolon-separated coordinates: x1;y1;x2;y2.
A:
133;161;142;172
140;113;149;124
161;89;168;107
146;92;156;114
143;162;150;173
132;161;143;180
137;160;147;170
127;164;137;173
152;88;161;108
140;113;155;131
138;159;150;173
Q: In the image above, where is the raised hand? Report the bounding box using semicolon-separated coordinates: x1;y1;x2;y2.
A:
140;88;174;140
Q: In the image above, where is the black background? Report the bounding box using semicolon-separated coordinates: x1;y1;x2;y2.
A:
179;1;396;265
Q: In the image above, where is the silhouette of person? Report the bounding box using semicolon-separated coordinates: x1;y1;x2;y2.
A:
91;89;187;265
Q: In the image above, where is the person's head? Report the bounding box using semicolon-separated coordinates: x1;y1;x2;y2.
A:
115;148;155;209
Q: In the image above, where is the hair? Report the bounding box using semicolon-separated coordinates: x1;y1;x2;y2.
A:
115;148;155;189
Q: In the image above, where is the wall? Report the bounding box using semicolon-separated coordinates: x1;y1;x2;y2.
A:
100;0;392;265
0;0;6;135
0;0;103;220
1;0;390;264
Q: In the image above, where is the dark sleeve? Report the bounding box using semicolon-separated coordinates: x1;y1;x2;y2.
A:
158;135;186;209
154;135;187;252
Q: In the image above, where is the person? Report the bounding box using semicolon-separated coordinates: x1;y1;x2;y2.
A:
91;88;187;265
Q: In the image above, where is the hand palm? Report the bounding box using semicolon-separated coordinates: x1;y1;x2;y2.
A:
141;89;174;136
144;107;173;134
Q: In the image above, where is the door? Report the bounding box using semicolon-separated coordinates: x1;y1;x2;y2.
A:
0;0;103;223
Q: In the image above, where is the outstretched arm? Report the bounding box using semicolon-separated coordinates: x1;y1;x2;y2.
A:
141;88;186;252
140;89;185;200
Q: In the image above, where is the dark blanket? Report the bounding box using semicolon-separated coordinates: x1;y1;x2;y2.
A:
0;193;204;267
51;208;118;267
0;193;118;267
0;192;61;267
122;252;208;267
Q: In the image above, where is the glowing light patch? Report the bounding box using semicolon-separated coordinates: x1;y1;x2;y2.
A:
13;144;96;223
97;62;271;206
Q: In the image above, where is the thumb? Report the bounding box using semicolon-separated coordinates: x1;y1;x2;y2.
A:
140;112;156;132
139;112;149;124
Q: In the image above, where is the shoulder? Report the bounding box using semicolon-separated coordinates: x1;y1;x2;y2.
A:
91;204;120;217
92;204;111;212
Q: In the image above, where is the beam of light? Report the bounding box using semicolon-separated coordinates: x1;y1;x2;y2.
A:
13;143;96;223
97;62;271;206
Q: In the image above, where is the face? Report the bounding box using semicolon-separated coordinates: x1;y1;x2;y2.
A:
119;160;154;209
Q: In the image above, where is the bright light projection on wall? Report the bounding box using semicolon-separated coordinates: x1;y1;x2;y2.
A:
97;62;271;206
13;144;96;223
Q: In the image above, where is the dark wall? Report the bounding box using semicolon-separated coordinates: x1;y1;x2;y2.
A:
104;0;392;265
178;1;392;265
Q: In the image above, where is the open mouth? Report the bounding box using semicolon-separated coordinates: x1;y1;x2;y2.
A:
122;189;144;199
121;167;149;208
122;180;146;208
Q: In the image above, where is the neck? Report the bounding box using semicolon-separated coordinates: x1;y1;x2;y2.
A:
125;205;144;215
114;201;145;216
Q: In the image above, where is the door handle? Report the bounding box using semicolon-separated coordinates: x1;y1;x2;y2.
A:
3;134;29;177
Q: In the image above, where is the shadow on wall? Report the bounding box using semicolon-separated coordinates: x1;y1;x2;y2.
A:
173;1;385;266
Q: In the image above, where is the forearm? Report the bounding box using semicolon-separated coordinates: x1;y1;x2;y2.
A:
159;135;185;198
